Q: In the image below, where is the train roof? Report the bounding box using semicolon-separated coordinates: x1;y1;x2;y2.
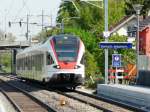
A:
17;34;81;56
53;34;80;38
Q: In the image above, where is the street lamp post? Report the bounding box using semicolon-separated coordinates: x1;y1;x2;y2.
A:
133;4;143;80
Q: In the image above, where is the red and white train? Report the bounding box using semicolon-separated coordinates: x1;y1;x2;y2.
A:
16;34;85;88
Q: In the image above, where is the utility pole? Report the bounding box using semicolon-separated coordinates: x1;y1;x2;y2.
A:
42;10;44;30
61;19;64;33
4;9;7;39
26;14;29;40
37;10;52;31
133;4;143;81
50;14;52;26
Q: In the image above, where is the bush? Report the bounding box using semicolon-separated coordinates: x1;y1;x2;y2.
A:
84;73;104;88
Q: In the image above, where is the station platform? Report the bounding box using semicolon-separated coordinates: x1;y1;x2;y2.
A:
97;84;150;111
76;86;95;94
137;70;150;87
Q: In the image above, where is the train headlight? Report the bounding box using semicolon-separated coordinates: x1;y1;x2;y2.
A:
74;65;80;69
56;65;60;69
53;65;61;69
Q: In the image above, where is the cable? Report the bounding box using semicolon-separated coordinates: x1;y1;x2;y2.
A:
5;0;15;17
22;0;31;13
13;0;29;21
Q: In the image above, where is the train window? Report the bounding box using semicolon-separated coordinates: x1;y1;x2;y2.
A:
23;58;25;70
41;55;43;66
35;55;38;71
21;58;23;70
17;59;20;70
36;54;42;71
81;54;85;64
53;35;79;62
46;52;54;65
56;52;77;61
27;56;31;70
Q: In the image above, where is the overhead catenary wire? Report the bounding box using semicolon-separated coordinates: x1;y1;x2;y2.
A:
5;0;15;17
22;0;31;13
13;0;30;21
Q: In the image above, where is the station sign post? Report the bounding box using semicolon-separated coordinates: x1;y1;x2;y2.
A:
112;54;122;84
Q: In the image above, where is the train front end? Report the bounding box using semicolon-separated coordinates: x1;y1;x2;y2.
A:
48;34;85;88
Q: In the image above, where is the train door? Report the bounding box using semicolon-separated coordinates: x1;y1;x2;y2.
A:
46;51;54;77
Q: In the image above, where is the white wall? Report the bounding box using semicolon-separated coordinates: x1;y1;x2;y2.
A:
112;19;137;36
148;10;150;16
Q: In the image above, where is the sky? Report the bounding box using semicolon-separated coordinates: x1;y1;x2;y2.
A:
0;0;61;41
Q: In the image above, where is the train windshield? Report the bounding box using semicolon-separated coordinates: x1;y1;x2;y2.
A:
53;35;79;62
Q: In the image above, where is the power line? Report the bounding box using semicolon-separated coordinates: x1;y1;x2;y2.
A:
22;0;31;13
9;11;53;41
5;0;15;17
13;0;29;21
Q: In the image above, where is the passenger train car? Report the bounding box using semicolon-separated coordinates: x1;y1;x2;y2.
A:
16;34;85;88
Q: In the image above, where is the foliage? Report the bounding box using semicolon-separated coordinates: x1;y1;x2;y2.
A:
57;0;125;34
84;73;104;88
109;34;136;66
57;1;78;22
84;50;103;88
109;34;127;42
85;50;98;77
0;51;11;73
125;0;150;17
108;0;125;28
57;1;103;31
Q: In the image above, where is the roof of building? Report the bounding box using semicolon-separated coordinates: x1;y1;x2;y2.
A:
139;16;150;31
109;15;137;34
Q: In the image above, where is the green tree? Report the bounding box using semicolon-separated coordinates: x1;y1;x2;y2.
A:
57;1;79;23
125;0;150;17
109;34;136;65
57;1;103;31
85;50;98;77
0;51;11;73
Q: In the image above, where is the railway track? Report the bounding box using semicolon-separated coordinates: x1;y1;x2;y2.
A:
1;74;147;112
1;75;101;112
0;79;56;112
23;82;137;112
55;89;134;112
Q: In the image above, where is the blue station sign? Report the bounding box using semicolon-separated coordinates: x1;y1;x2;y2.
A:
112;54;121;67
99;42;132;49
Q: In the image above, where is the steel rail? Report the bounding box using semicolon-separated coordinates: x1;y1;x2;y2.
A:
55;90;112;112
0;88;23;112
0;78;57;112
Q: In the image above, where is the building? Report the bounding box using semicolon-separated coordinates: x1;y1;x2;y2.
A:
109;15;138;43
109;15;137;36
108;14;150;55
139;16;150;56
